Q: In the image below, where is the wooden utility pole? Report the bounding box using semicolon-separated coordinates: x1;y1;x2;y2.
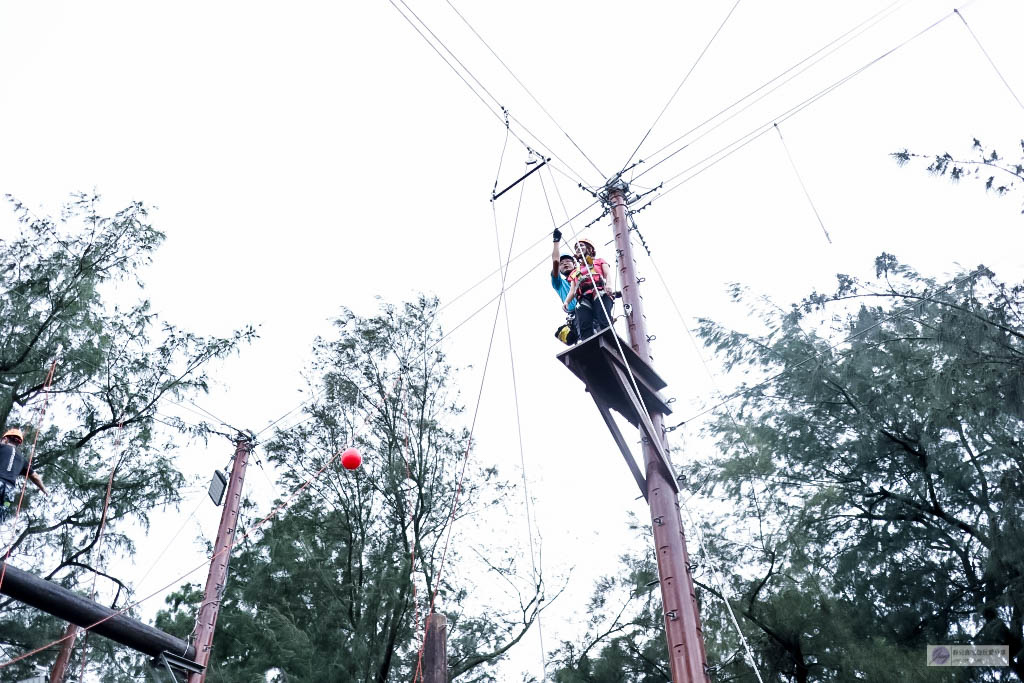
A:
608;179;709;682
422;612;448;683
48;622;78;683
188;434;251;683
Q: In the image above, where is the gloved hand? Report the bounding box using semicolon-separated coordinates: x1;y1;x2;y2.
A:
553;228;562;242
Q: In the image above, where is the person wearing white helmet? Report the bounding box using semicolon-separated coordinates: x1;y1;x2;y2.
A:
0;428;47;524
563;238;615;340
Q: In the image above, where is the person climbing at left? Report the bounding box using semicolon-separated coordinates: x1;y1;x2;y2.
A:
0;428;47;525
563;238;615;341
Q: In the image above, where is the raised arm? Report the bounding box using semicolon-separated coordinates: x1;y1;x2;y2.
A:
551;228;562;278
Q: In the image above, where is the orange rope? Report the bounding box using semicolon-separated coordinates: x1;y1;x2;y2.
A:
0;447;340;671
0;357;59;593
76;423;124;682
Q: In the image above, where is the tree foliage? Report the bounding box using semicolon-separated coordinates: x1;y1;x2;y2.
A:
553;256;1024;681
157;296;551;682
0;194;253;680
892;137;1024;212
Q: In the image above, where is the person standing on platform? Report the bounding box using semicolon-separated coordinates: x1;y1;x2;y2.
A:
0;428;47;525
563;238;615;340
551;228;578;345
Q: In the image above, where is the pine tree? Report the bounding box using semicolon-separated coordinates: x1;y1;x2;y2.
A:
0;194;254;681
553;256;1024;681
157;296;551;682
892;137;1024;213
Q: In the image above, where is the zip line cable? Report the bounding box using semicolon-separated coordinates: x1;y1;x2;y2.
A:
773;122;832;244
953;7;1024;113
444;0;606;181
493;111;512;197
622;0;746;171
545;158;580;240
0;446;341;672
493;165;548;682
392;0;501;118
632;0;910;181
182;399;243;435
412;177;528;683
387;0;598;190
636;3;969;213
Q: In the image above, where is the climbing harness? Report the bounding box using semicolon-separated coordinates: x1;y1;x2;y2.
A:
570;258;608;300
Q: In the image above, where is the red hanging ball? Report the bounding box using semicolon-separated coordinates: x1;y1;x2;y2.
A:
340;447;362;470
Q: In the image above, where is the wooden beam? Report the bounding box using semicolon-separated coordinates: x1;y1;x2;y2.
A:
0;563;196;661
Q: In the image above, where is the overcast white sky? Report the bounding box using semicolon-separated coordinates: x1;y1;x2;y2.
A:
2;0;1023;679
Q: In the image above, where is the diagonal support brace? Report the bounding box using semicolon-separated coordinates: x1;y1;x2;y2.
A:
606;363;679;493
591;393;647;499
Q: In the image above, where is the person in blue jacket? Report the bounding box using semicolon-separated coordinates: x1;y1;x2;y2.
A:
551;229;578;344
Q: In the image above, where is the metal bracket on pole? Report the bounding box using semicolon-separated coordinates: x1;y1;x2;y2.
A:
153;651;204;682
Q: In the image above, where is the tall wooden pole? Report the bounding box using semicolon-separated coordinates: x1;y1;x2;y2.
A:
607;180;709;682
48;622;78;683
188;435;251;683
422;612;448;683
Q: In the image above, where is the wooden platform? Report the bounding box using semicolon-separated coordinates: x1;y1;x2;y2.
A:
556;328;678;496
